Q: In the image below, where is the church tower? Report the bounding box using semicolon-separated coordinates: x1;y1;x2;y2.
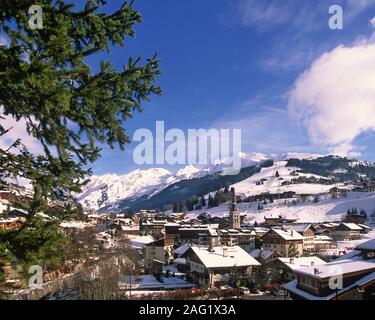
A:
229;201;241;229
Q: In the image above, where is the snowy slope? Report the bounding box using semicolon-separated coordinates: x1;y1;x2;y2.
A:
78;165;211;210
77;152;324;211
231;160;337;197
185;192;375;224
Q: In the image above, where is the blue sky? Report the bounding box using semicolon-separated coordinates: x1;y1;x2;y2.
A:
3;0;375;175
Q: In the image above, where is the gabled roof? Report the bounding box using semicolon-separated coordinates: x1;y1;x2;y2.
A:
278;257;327;271
250;249;278;260
356;238;375;251
284;271;375;300
268;228;305;241
294;259;375;279
174;244;191;256
339;223;362;231
358;224;372;230
183;246;260;269
283;224;312;233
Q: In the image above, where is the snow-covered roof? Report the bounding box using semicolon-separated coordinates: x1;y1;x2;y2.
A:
294;259;375;279
60;221;90;229
119;274;194;290
270;228;305;241
356;238;375;251
127;235;155;248
186;246;260;268
0;217;23;224
121;225;140;231
284;271;375;300
314;235;333;242
173;258;187;265
250;249;275;260
174;244;191;256
278;257;327;271
283;224;312;233
340;223;362;231
358;224;372;230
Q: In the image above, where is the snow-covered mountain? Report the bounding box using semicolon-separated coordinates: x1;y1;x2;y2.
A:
78;152;323;211
78;166;203;210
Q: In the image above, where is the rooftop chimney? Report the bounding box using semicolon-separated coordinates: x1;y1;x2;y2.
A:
310;261;315;267
289;258;295;264
223;247;228;257
314;268;320;275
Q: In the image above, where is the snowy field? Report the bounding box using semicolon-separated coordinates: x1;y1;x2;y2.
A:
231;161;345;197
185;192;375;224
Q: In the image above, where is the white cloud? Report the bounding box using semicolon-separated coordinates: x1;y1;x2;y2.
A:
346;0;375;19
0;109;43;155
288;34;375;157
370;16;375;27
238;0;291;29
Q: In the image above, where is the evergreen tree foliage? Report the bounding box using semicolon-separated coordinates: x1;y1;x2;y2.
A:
0;0;160;277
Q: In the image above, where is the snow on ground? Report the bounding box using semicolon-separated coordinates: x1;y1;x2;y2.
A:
231;161;339;197
186;192;375;224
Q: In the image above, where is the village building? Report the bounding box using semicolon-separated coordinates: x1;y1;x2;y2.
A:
218;229;256;252
333;223;362;241
276;257;327;282
140;219;167;238
282;224;315;252
181;245;260;288
0;217;25;230
262;228;304;257
250;249;281;263
284;238;375;300
175;224;219;247
313;235;337;251
144;238;174;273
136;210;158;220
263;214;297;227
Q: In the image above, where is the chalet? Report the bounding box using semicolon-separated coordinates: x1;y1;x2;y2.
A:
264;215;297;226
250;249;281;263
169;212;184;222
333;223;362;241
356;238;375;258
144;238;174;273
126;235;155;249
284;238;375;300
8;208;28;218
218;229;256;252
283;224;315;252
284;259;375;300
136;210;158;220
206;216;230;229
197;212;211;222
277;257;327;282
313;235;337;251
0;217;25;230
358;224;372;234
140;219;167;238
121;225;141;238
181;245;260;288
176;225;219;246
164;222;181;244
262;228;304;257
174;243;191;258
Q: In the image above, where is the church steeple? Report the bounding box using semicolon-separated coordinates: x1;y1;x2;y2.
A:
229;200;240;229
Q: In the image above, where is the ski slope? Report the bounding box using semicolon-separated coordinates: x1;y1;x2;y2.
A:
231;161;340;197
186;192;375;224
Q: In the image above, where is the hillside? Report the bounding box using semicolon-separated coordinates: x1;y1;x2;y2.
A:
77;153;375;212
185;191;375;224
